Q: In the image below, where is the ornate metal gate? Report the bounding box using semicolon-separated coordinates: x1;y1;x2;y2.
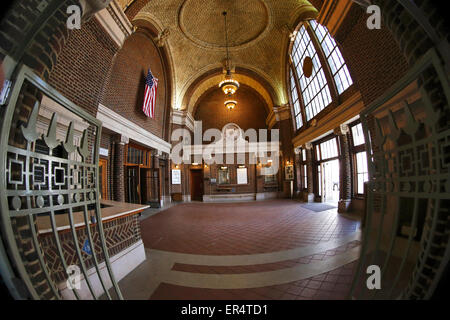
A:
349;48;450;299
0;65;123;299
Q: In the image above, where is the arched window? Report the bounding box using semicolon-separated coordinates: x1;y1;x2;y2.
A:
288;20;353;130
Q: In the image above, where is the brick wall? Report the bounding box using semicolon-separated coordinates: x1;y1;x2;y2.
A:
101;31;168;139
48;18;119;117
38;214;142;285
194;85;268;133
113;141;125;202
335;4;410;107
0;0;81;300
0;0;78;80
124;0;148;21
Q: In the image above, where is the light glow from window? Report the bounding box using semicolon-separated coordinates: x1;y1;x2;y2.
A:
351;123;365;146
291;25;332;121
290;69;303;129
355;151;369;194
310;20;353;95
319;138;339;160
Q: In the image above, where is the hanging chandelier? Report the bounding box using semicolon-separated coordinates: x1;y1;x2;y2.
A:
224;99;237;110
219;11;240;96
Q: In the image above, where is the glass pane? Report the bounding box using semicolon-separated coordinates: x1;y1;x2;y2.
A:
310;20;353;95
289;69;303;129
355;151;369;194
351;123;365;146
291;23;331;121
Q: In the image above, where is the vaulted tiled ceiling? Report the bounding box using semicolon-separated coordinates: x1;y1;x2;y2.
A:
132;0;319;110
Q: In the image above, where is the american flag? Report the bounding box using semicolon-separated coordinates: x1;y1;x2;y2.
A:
142;69;158;118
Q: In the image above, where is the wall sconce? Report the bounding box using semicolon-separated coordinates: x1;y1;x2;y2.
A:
175;164;179;169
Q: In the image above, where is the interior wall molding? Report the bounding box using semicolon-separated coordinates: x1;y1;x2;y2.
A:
292;91;364;147
94;0;133;48
171;109;195;132
96;103;171;153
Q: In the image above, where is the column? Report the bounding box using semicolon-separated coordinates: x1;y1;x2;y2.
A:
305;142;315;203
335;125;352;213
113;135;128;202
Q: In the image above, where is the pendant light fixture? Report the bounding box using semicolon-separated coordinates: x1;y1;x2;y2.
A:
219;11;240;97
224;99;237;110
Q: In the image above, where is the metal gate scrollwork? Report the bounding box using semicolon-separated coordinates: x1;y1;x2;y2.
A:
0;65;123;300
349;48;450;300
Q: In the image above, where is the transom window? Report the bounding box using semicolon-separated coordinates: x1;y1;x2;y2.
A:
351;123;365;146
289;20;353;129
316;138;339;161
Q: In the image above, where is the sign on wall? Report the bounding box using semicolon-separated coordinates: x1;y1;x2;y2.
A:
237;167;248;185
285;165;294;181
172;169;181;185
99;147;109;157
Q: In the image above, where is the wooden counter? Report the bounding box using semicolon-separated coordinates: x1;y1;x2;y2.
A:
36;200;150;235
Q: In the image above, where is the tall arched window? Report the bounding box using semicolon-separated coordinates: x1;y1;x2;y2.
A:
288;20;353;130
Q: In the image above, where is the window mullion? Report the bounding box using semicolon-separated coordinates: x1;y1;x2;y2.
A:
291;59;308;129
305;21;339;103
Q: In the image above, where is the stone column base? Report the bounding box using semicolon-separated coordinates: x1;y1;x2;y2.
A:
338;199;352;213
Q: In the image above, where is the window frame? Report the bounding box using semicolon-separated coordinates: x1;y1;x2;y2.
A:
350;120;368;197
298;148;308;190
287;20;353;132
313;135;341;197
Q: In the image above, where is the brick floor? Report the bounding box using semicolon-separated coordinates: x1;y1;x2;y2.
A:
137;200;361;300
140;200;359;255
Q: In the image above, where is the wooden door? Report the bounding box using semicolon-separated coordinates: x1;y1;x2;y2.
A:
99;158;108;200
190;169;204;201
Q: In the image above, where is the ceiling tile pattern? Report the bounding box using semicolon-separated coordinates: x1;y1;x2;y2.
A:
134;0;318;109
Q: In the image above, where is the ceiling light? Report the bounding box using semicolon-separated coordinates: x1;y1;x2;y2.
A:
219;11;239;96
219;76;240;95
225;99;237;110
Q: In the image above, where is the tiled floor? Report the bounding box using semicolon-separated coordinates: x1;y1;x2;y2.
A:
117;200;362;300
150;261;358;300
140;200;359;255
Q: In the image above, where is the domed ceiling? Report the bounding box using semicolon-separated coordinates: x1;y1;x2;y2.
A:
133;0;319;111
179;0;270;50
